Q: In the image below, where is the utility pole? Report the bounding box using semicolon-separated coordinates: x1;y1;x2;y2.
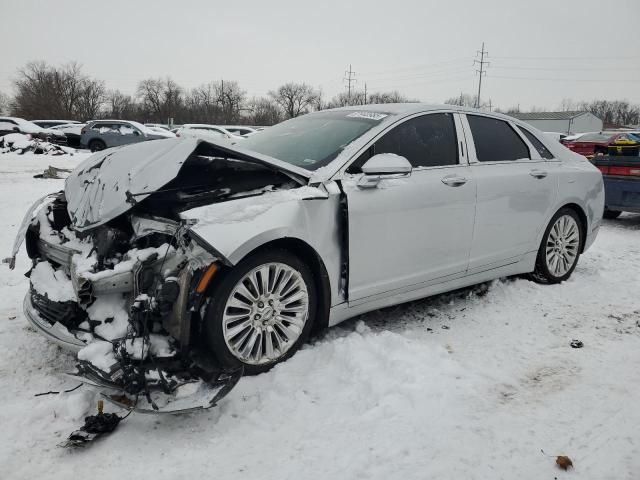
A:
474;42;489;109
363;83;368;105
344;64;356;102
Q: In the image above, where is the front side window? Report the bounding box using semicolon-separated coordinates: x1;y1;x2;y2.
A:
517;126;554;159
373;113;458;168
468;115;530;162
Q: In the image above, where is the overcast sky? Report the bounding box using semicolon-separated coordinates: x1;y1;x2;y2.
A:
2;0;639;110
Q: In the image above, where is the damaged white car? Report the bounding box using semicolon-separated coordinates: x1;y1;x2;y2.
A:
10;104;604;413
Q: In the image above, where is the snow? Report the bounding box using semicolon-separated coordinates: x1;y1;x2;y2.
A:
29;261;76;302
77;340;118;371
1;133;77;155
86;294;130;341
0;150;639;478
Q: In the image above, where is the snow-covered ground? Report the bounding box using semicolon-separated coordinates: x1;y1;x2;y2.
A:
0;151;638;479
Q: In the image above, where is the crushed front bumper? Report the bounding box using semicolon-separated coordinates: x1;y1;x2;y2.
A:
23;293;86;352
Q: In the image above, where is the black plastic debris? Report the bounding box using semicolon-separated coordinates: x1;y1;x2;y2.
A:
60;400;125;448
570;339;584;349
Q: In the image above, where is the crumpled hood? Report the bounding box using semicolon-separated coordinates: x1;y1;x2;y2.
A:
65;137;311;232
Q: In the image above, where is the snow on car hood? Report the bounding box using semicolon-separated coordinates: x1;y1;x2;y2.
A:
64;137;312;232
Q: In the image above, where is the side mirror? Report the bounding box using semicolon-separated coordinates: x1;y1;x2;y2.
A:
133;130;141;136
12;126;19;132
358;153;412;188
361;153;412;175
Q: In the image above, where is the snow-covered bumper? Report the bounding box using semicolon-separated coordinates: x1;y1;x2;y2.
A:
13;193;243;412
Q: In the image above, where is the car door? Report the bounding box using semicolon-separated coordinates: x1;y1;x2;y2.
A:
461;114;557;272
93;122;119;147
342;112;477;303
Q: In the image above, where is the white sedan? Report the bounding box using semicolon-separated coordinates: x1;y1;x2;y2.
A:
12;104;603;411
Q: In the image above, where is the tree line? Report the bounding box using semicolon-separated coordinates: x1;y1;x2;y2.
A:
1;62;414;125
2;62;638;127
444;93;640;127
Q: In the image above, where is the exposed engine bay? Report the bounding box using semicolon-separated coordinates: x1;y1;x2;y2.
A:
16;140;312;413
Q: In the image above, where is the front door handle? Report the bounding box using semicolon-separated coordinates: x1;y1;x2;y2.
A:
529;169;548;179
441;175;468;187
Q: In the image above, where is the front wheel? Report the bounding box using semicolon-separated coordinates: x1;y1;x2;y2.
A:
204;249;316;375
529;208;583;284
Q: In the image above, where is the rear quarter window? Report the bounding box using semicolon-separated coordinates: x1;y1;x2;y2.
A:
517;126;554;159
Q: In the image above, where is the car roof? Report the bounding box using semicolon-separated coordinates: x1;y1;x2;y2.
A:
318;103;522;123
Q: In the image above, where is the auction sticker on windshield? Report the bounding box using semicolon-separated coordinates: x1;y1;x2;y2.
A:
346;111;388;121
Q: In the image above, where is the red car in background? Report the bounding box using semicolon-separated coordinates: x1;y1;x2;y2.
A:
562;132;640;156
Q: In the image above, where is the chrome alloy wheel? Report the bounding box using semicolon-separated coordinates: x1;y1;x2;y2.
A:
222;262;309;365
545;215;580;277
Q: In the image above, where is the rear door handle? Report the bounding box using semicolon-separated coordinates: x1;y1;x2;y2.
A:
529;169;548;179
441;175;468;187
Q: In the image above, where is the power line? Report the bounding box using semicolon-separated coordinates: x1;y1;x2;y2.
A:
343;64;357;101
492;65;640;72
488;74;640;83
359;57;470;76
474;42;489;109
490;55;640;61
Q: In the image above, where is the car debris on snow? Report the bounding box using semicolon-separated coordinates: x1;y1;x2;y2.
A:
1;133;76;156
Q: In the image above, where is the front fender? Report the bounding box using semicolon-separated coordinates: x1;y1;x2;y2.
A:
181;186;344;306
182;187;328;266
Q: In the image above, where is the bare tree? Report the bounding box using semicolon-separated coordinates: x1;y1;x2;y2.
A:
246;97;282;125
444;93;478;108
11;61;105;120
185;83;220;123
137;77;184;123
104;90;138;119
327;91;367;108
367;90;413;104
215;80;246;123
269;83;318;118
0;91;9;115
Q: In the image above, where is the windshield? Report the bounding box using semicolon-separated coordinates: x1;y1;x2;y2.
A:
241;110;387;170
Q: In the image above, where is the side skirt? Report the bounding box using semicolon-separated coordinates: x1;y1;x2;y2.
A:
327;251;537;327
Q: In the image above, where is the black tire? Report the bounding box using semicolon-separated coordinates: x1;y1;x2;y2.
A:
603;209;622;220
89;139;106;152
204;249;317;375
529;207;584;284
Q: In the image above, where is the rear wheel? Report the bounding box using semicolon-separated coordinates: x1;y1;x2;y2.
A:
530;208;583;284
603;208;622;220
88;139;106;152
204;249;316;375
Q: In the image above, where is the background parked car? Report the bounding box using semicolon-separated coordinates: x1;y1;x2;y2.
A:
80;120;174;151
32;120;81;129
592;146;640;218
174;124;245;143
0;117;67;144
49;123;86;148
561;132;640;157
145;126;177;137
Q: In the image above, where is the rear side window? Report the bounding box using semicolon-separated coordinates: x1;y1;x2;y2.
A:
517;126;554;159
373;113;458;168
467;115;530;162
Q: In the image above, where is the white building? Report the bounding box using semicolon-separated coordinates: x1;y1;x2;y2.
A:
510;111;603;135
